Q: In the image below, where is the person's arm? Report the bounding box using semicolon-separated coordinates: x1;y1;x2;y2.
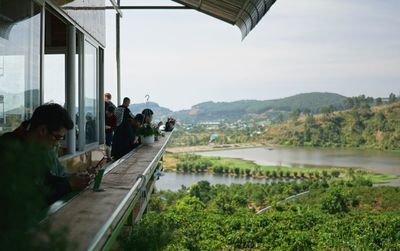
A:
50;148;90;191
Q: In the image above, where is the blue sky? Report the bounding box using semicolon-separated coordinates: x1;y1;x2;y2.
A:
104;0;400;111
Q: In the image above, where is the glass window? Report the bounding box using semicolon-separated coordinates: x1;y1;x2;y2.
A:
0;0;41;134
44;9;68;155
43;54;65;104
84;40;97;144
43;10;66;106
75;33;81;150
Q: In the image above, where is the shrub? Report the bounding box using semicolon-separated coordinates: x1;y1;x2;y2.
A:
331;170;341;178
321;187;350;214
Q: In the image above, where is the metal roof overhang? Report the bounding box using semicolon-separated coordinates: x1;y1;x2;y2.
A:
172;0;277;39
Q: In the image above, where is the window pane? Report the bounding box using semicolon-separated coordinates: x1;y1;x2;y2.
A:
84;41;97;144
43;54;65;104
0;0;41;134
75;52;80;148
44;9;68;155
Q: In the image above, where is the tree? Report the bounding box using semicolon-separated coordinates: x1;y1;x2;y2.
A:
276;113;284;123
303;108;312;116
344;98;354;109
375;97;383;105
289;109;301;121
190;181;211;203
388;93;397;103
321;187;350;214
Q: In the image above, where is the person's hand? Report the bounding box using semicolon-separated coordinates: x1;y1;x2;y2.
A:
69;173;91;190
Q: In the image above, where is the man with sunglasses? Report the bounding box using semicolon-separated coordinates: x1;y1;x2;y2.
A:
0;103;90;205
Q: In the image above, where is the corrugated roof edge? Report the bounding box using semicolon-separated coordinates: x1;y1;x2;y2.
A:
173;0;277;40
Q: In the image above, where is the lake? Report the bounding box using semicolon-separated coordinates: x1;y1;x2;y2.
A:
156;172;281;191
197;147;400;175
156;147;400;191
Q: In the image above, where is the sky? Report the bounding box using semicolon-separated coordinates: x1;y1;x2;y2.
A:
104;0;400;111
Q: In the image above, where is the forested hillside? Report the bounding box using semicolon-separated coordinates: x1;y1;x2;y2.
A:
264;101;400;150
174;92;346;122
120;180;400;250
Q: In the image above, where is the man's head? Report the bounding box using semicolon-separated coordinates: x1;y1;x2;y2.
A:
29;103;73;146
104;93;112;102
132;113;144;128
122;97;130;107
142;108;154;123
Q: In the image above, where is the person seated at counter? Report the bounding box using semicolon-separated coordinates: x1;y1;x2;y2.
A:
132;113;144;147
0;103;91;205
141;108;154;124
112;112;144;160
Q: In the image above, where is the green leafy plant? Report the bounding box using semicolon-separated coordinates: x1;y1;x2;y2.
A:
138;123;157;137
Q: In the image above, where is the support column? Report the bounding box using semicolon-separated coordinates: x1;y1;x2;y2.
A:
66;25;76;154
99;49;105;144
116;0;121;105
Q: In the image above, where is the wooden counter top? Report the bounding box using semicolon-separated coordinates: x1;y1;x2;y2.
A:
46;132;173;251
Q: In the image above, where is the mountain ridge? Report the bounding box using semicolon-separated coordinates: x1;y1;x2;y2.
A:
127;92;348;122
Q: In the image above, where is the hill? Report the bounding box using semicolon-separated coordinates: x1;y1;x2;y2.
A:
129;102;173;120
263;102;400;150
174;92;347;123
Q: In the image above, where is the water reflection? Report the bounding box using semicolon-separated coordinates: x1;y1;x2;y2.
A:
156;172;294;192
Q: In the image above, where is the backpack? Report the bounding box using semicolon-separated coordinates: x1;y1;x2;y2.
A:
114;107;125;127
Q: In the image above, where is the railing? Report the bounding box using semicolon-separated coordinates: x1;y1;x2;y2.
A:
46;131;173;251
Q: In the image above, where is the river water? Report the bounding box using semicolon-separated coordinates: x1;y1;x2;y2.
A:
155;172;284;191
156;147;400;191
197;147;400;175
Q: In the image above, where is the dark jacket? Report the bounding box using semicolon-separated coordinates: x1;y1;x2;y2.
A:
0;121;71;205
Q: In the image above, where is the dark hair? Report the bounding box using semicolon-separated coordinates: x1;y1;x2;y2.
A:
142;108;154;117
104;93;111;99
107;106;115;113
134;113;144;124
123;97;130;103
30;103;73;132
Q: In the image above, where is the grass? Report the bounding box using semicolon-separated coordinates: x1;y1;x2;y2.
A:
357;172;398;184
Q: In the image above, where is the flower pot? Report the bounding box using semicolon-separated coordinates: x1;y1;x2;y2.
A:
141;135;155;145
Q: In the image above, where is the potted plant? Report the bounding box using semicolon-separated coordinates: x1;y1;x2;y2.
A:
138;123;155;145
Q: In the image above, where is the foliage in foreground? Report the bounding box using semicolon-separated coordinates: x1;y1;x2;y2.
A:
120;180;400;251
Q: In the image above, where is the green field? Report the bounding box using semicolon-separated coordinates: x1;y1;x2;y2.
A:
164;153;397;184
